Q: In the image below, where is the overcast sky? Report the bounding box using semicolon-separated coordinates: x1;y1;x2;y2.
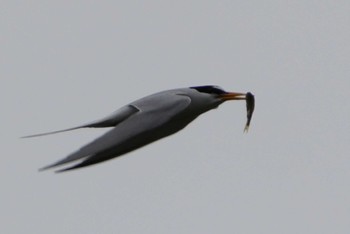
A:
2;1;350;233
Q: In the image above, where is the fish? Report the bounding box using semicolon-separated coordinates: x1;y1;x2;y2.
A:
244;92;255;132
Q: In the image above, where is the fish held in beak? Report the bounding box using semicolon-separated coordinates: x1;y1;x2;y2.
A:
244;92;255;133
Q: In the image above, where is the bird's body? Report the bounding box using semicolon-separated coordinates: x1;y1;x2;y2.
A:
24;86;252;172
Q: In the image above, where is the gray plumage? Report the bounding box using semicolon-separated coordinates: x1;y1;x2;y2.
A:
23;86;248;172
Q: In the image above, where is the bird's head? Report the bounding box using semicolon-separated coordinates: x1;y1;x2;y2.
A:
190;85;246;103
190;85;254;132
186;85;247;113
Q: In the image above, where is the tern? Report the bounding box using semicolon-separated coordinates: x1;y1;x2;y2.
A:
23;85;254;172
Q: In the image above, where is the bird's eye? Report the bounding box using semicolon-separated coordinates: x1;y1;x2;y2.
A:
190;85;227;95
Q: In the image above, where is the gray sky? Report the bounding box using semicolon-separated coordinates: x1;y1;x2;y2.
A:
2;1;350;233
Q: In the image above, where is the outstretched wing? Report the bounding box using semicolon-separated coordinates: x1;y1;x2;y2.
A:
22;105;139;138
41;94;192;172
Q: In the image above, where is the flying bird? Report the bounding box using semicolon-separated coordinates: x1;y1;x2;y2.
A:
23;85;254;172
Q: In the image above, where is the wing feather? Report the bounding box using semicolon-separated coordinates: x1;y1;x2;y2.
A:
22;105;138;138
41;94;191;171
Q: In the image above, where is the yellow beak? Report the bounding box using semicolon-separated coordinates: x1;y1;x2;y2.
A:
219;92;246;101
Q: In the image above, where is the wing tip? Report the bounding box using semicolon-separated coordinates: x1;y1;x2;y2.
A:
38;164;77;173
54;167;75;173
38;164;55;172
39;158;88;173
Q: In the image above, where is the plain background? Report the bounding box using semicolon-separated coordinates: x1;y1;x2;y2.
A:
1;1;349;233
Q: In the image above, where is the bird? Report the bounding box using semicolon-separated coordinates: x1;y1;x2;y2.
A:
23;85;253;172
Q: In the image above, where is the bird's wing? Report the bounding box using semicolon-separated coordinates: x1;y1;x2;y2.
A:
22;105;139;138
41;94;192;172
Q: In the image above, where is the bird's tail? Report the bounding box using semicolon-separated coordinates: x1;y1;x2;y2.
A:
21;126;84;138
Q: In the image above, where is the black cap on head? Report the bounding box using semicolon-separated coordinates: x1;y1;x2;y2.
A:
190;85;227;95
